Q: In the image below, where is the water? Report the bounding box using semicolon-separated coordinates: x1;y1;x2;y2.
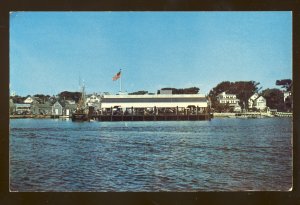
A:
9;118;292;191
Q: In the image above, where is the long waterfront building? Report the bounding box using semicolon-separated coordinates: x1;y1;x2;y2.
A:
100;94;208;110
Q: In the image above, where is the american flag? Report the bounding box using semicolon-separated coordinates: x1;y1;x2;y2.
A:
112;70;121;81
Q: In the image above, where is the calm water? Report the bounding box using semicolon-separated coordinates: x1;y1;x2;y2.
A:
10;118;292;192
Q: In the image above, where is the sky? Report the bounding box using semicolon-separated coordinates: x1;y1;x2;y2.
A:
10;12;292;96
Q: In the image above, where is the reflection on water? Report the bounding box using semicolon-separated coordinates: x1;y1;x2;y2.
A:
10;118;292;191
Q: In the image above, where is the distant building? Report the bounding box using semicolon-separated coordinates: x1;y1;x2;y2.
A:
283;91;292;111
216;92;241;111
248;93;267;110
24;96;34;104
65;100;76;105
64;102;77;116
34;102;52;115
101;94;208;114
283;91;292;102
160;89;173;95
85;94;101;108
9;99;16;114
24;96;41;104
51;100;77;116
216;92;240;105
52;101;63;116
15;103;31;114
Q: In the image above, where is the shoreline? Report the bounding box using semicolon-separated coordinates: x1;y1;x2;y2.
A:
213;112;292;118
10;112;293;119
10;115;66;119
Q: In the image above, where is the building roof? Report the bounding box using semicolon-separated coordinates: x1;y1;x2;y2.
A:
102;94;206;99
217;92;237;97
15;103;31;108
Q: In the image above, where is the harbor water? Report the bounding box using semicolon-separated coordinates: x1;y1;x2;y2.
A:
9;118;292;191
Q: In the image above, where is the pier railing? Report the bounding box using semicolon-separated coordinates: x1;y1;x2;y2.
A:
90;106;211;121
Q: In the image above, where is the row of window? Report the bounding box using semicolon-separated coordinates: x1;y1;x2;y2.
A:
219;100;239;104
102;97;207;103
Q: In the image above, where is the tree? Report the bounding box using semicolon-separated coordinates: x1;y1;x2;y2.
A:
11;95;26;103
157;87;200;94
213;101;230;112
129;90;148;95
208;81;261;109
58;91;82;103
261;88;285;111
276;79;292;91
33;94;50;103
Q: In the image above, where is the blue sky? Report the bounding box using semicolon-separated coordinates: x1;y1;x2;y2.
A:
10;12;292;96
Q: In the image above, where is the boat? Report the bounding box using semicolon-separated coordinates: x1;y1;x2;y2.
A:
72;113;89;121
72;83;90;122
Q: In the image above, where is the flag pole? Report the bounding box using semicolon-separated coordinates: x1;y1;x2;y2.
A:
119;69;122;93
120;75;122;92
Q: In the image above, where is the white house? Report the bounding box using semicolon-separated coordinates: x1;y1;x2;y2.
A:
52;101;63;116
24;96;34;104
216;92;241;112
217;92;241;112
85;94;101;108
283;91;292;102
216;92;240;105
248;93;267;110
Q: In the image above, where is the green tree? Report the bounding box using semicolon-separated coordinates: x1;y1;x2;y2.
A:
158;87;200;94
11;95;26;103
276;79;292;91
58;91;82;103
208;81;261;109
129;90;148;95
213;101;230;112
261;88;285;111
33;94;50;103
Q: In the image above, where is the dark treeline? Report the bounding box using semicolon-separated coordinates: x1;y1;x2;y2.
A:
208;81;261;110
128;91;155;95
58;91;82;103
157;87;200;94
208;79;292;112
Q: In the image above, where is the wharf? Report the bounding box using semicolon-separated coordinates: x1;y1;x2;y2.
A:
10;115;52;119
90;113;211;121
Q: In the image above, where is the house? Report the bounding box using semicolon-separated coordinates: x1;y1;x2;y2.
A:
216;92;241;111
216;92;240;105
33;102;52;115
85;94;101;109
14;103;31;114
51;100;77;116
64;102;77;116
24;96;34;104
248;93;267;110
283;91;292;111
66;100;76;105
9;99;16;114
52;101;63;116
284;91;292;102
24;96;42;104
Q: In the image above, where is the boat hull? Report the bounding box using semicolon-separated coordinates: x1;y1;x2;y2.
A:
71;113;90;122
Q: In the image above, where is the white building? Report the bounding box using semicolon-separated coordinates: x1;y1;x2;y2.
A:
283;91;292;102
248;93;267;110
24;96;34;104
216;92;241;112
85;94;101;108
100;94;208;112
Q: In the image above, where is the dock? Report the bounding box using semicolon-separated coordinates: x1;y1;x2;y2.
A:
90;113;211;121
